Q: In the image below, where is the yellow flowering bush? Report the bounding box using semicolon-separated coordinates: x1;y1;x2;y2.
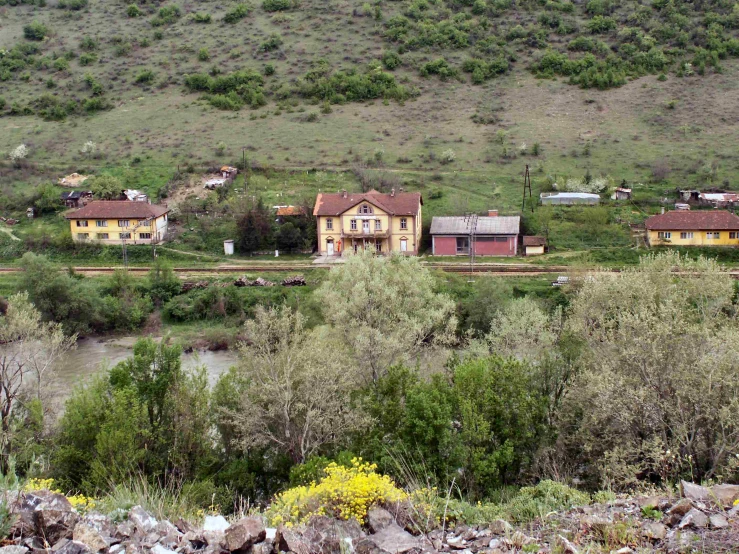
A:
23;478;96;514
266;458;406;526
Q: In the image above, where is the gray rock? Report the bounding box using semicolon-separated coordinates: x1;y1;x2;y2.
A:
614;548;633;554
709;484;739;508
182;531;207;548
355;523;420;554
276;527;311;554
225;517;266;552
203;516;229;533
34;510;79;545
488;520;512;535
556;536;578;554
680;481;711;503
108;546;125;554
128;507;158;534
51;541;90;554
0;546;30;554
678;508;708;529
641;522;667;540
709;514;729;529
202;530;226;549
72;523;107;553
150;545;176;554
367;508;394;534
666;498;693;516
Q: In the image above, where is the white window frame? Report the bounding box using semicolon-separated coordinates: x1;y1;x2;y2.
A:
95;220;107;227
657;231;671;239
77;233;89;240
119;232;131;239
731;232;739;239
400;218;408;230
139;233;152;239
375;219;381;231
326;218;333;230
118;220;130;228
680;232;693;239
76;220;88;227
350;219;357;230
97;233;109;240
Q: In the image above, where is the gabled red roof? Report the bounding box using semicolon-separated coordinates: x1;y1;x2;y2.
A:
65;201;169;220
523;236;546;246
645;210;739;231
276;206;306;216
313;190;422;216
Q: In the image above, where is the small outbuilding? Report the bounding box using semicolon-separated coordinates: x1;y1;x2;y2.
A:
61;190;94;208
613;187;632;200
430;213;520;257
541;192;600;205
523;236;547;256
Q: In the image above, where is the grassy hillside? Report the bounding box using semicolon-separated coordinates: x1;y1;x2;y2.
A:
1;0;739;217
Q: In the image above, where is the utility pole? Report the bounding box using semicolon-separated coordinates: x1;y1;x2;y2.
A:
522;164;534;213
463;212;478;282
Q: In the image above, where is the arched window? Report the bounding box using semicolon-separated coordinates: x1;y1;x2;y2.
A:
359;204;373;214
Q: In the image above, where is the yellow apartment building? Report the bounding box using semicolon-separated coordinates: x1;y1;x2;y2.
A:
313;189;422;255
645;210;739;247
65;201;170;244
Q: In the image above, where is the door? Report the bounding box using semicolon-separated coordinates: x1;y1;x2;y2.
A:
400;239;408;252
363;220;370;234
327;240;334;256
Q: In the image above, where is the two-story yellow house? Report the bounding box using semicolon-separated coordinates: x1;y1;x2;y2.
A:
645;210;739;246
65;201;169;244
313;189;422;255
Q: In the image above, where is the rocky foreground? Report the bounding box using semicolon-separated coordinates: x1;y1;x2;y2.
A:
2;481;738;554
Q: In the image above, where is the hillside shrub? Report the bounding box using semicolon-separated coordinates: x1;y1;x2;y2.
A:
263;0;292;11
79;52;97;65
134;69;155;84
192;12;211;23
127;4;141;17
586;15;616;34
259;33;283;52
462;56;509;83
381;51;402;70
224;3;250;23
24;22;49;41
58;0;88;10
79;36;98;51
419;58;458;80
151;5;181;26
184;70;266;110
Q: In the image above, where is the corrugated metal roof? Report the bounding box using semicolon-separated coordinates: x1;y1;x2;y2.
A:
541;192;600;199
430;216;520;235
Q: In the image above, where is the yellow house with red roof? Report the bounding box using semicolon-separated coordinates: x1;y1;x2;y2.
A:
313;189;422;255
645;210;739;247
65;201;170;244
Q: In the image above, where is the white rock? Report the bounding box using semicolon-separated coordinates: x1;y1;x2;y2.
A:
150;545;176;554
203;515;229;532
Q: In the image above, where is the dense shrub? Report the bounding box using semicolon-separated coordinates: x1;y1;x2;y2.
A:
223;3;250;23
126;4;141;17
462;56;509;83
192;12;211;23
184;70;266;109
23;21;49;41
151;5;181;26
420;58;458;80
134;69;155;84
58;0;88;10
259;33;283;52
263;0;292;11
381;51;402;70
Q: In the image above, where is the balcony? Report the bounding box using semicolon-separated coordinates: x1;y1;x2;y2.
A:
341;228;388;239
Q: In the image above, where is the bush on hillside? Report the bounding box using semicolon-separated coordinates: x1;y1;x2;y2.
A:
263;0;292;11
23;22;49;41
223;3;250;23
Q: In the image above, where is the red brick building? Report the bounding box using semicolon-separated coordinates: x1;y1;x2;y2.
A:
430;212;520;257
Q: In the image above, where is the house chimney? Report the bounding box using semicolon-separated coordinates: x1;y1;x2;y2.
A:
342;189;347;198
391;188;395;197
488;209;498;217
661;207;665;214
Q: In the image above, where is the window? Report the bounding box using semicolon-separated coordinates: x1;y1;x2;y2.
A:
119;232;131;239
350;219;357;230
97;233;109;240
77;233;89;240
118;220;130;228
706;232;720;239
657;231;671;239
326;218;333;230
375;241;382;253
95;220;107;227
731;232;738;239
139;233;152;239
456;237;469;253
400;218;408;230
359;204;373;214
680;232;694;239
375;219;381;231
76;221;88;227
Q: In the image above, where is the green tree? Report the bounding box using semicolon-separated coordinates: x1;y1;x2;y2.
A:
563;252;739;489
315;251;457;383
0;293;75;474
223;306;367;463
275;222;302;252
33;182;59;214
88;174;122;200
235;198;273;254
147;259;182;305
